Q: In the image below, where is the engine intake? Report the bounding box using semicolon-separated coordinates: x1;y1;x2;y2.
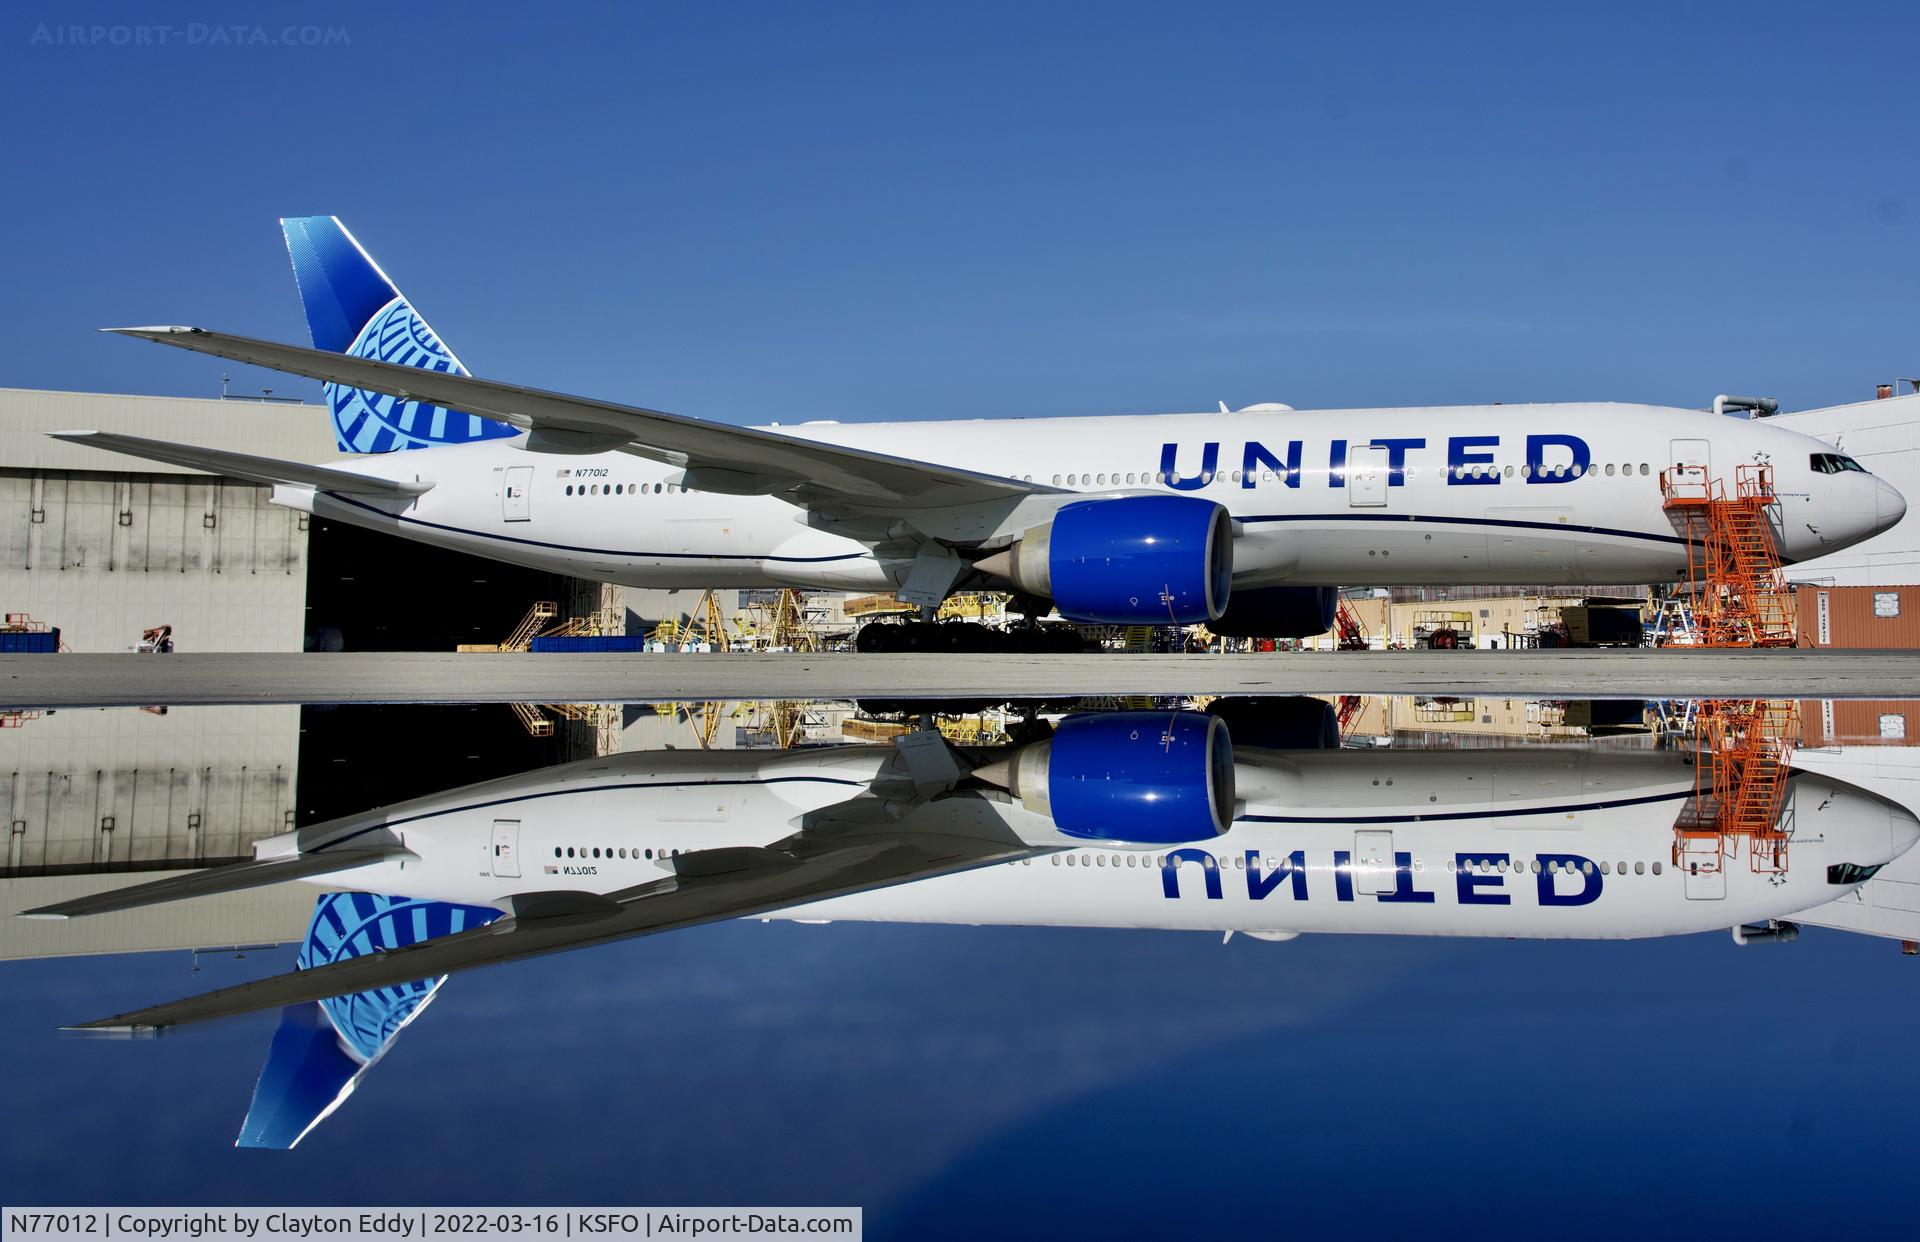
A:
999;711;1234;844
978;496;1231;624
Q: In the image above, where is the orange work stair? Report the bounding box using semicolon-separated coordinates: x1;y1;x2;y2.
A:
1659;464;1795;647
1334;600;1369;650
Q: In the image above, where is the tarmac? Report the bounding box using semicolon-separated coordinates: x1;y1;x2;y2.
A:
3;649;1918;708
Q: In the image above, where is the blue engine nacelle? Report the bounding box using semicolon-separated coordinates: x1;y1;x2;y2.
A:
1208;585;1338;639
981;495;1232;624
1001;711;1234;844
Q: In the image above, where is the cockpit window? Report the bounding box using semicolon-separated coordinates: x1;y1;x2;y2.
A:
1827;862;1884;885
1811;452;1869;475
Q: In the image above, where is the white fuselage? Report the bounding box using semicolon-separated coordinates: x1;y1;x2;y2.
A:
280;403;1904;594
277;744;1919;943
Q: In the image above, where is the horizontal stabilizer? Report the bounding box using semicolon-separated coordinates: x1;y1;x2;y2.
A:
103;325;1045;507
67;825;1035;1031
18;846;412;920
49;430;433;497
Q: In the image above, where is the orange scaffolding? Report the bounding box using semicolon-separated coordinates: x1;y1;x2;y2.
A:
1334;600;1369;650
1674;699;1798;875
1659;464;1795;646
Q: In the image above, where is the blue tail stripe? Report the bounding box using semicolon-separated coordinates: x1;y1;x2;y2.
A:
281;216;397;354
278;216;520;454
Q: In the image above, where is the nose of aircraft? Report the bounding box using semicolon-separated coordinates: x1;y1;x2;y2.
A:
1875;478;1908;533
1796;774;1920;869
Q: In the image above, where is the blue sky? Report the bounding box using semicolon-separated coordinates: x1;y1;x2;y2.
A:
4;2;1917;424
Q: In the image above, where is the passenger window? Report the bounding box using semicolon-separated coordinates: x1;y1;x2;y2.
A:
1651;861;1662;874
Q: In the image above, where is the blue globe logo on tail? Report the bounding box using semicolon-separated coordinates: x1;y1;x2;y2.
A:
329;295;519;454
281;215;520;454
236;891;501;1148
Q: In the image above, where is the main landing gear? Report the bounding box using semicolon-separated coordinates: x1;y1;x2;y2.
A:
854;620;1086;654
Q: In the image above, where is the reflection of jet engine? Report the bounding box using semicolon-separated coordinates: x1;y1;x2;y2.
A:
1205;696;1339;750
987;710;1234;843
1208;586;1339;639
977;496;1231;624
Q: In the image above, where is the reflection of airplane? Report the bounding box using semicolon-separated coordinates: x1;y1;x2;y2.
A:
25;709;1917;1145
56;217;1906;647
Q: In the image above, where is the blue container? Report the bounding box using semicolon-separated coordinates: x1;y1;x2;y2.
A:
529;634;649;653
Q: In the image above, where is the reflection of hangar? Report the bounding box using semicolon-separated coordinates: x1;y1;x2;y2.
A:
0;387;590;958
0;705;311;961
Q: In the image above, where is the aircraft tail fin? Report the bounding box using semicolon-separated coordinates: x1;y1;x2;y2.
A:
278;216;519;454
238;892;501;1149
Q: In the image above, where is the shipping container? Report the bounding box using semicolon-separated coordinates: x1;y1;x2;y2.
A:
528;634;649;653
1795;585;1920;648
1799;698;1918;746
1560;605;1644;647
0;629;59;653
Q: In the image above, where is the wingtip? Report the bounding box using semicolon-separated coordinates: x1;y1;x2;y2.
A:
46;430;97;442
17;910;70;921
100;325;198;337
60;1021;160;1039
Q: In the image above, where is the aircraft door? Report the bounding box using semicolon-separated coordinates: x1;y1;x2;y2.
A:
1679;842;1726;901
1668;439;1710;496
1353;829;1395;894
1348;445;1390;507
503;466;533;522
491;818;522;878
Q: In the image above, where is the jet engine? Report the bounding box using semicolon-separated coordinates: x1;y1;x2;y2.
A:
976;496;1232;624
989;710;1234;844
1208;585;1338;639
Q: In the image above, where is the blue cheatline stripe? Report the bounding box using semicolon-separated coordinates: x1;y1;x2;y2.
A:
313;776;869;851
1235;786;1697;825
322;491;873;564
327;490;1682;563
1237;511;1688;546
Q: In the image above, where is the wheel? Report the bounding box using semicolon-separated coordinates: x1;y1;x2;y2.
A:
856;624;895;653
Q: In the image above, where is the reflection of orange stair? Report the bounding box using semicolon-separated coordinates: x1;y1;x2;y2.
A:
1674;699;1797;874
1660;465;1795;647
1335;694;1365;741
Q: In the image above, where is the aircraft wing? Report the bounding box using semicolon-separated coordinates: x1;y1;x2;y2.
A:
46;431;432;497
65;795;1035;1033
104;326;1050;510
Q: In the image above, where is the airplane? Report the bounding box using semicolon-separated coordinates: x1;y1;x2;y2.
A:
55;217;1907;650
25;703;1918;1146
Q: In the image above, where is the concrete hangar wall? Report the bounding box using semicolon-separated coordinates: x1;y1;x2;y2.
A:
0;386;330;652
0;386;338;957
0;386;592;958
